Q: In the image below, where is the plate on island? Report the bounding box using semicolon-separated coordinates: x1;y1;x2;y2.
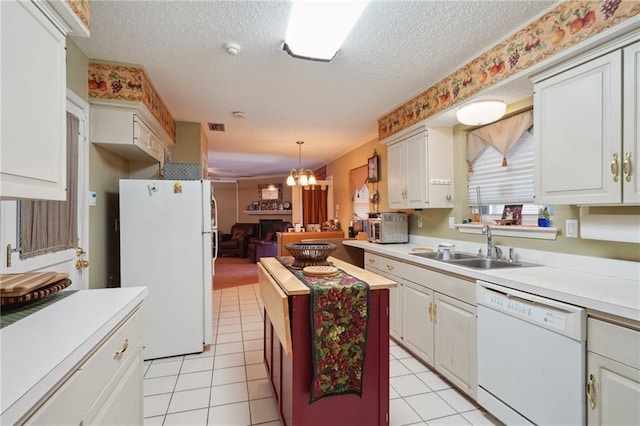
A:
303;266;338;277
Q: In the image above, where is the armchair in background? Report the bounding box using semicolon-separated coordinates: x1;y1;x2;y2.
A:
247;221;293;262
219;223;259;258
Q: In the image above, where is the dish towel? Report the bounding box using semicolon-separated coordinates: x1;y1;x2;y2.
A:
278;257;370;403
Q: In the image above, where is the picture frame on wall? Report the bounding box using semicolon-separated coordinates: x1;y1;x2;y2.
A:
368;153;379;183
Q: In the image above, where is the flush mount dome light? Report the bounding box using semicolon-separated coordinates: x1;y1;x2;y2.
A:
456;100;507;126
223;42;241;56
283;0;369;62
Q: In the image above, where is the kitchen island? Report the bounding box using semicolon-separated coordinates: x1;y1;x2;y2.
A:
258;256;396;426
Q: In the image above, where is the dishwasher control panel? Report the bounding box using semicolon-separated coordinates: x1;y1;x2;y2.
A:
477;280;586;341
484;292;567;332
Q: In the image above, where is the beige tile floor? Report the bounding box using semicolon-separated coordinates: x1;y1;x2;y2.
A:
143;284;500;426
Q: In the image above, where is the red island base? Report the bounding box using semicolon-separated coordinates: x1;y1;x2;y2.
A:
263;289;390;426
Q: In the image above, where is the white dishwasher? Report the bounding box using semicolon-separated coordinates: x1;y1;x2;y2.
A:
477;281;586;425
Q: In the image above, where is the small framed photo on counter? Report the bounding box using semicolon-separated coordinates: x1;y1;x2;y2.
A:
368;153;379;183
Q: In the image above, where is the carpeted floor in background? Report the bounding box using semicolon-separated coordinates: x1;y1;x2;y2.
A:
214;256;258;289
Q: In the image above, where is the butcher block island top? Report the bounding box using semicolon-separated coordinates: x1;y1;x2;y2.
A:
259;256;397;295
258;256;396;426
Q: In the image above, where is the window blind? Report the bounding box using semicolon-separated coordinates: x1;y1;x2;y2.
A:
468;130;534;206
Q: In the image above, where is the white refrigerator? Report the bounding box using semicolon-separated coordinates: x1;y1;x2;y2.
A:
119;179;217;360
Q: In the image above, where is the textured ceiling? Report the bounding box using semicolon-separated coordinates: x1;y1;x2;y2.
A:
72;0;557;180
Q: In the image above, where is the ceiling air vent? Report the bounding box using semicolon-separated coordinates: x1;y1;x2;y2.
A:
208;122;225;132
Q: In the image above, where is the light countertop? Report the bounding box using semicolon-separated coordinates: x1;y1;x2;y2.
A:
0;287;147;425
259;256;396;296
344;239;640;323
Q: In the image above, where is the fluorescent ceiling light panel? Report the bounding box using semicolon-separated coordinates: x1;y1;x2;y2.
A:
284;0;369;61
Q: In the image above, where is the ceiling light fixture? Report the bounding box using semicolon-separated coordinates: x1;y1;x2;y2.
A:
286;141;317;186
223;42;241;56
231;111;246;119
456;99;507;126
283;0;369;62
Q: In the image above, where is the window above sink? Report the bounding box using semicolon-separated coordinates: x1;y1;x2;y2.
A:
456;223;559;240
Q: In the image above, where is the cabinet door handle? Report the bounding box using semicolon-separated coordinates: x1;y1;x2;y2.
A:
428;303;433;321
586;373;596;409
113;339;129;359
433;304;437;323
611;153;620;183
623;151;632;183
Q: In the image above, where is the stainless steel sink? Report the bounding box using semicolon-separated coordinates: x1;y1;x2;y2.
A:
448;258;525;269
410;250;536;269
410;251;478;261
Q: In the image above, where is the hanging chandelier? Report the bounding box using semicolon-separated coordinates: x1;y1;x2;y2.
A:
286;141;317;186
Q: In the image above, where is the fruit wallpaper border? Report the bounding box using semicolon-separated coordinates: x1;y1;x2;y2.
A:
88;62;176;141
378;0;640;140
66;0;90;31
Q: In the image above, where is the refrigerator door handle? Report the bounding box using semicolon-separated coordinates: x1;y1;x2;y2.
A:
211;195;218;232
212;230;219;260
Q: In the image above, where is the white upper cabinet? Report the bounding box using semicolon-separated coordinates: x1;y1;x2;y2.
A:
1;1;68;200
623;41;640;204
90;104;165;164
383;125;454;209
533;35;639;205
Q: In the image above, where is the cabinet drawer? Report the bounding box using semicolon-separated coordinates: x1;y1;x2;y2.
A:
364;252;403;276
588;318;640;369
83;339;144;425
80;307;144;405
398;259;475;306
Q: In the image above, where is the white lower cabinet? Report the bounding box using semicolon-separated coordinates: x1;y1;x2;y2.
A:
434;292;477;396
389;278;404;341
84;343;144;425
403;281;434;365
25;307;144;425
365;253;405;340
365;251;477;398
586;317;640;425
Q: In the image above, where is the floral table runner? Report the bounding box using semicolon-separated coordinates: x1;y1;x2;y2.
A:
278;257;370;403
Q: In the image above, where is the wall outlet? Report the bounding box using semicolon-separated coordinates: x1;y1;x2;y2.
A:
566;219;578;238
448;216;455;229
416;216;423;228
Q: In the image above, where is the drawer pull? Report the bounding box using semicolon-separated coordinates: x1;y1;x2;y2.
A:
368;258;375;264
586;373;596;409
386;264;394;271
113;339;129;359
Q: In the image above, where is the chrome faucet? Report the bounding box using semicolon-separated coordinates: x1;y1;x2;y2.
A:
485;225;502;259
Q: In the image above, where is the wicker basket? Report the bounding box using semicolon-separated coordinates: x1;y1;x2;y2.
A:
285;242;337;268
